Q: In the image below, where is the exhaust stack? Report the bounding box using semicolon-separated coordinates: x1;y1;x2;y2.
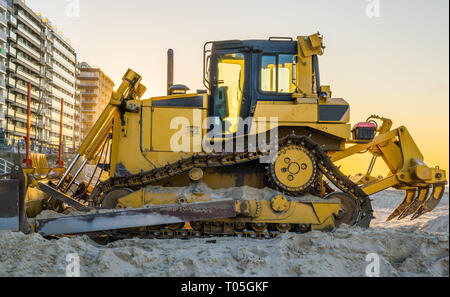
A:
167;49;174;95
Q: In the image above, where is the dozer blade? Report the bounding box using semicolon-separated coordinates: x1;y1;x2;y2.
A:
34;199;237;236
0;166;28;233
0;179;20;231
411;183;446;220
397;186;431;220
386;189;417;221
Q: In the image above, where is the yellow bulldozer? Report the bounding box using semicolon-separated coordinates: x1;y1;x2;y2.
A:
0;34;446;239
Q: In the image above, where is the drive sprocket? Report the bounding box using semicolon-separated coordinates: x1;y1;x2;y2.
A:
267;144;318;195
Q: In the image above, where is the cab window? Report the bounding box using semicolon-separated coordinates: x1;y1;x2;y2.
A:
213;53;245;134
260;54;296;94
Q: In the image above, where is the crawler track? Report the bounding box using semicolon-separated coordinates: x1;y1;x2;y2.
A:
83;135;373;234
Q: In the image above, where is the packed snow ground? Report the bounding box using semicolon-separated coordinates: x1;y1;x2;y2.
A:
0;187;448;277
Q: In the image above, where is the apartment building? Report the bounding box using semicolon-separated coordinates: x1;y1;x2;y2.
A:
0;0;8;133
0;0;81;153
77;62;114;140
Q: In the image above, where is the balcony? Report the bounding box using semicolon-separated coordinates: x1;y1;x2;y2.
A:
53;51;75;72
16;69;40;85
78;72;99;80
8;15;17;27
0;63;5;73
79;82;98;88
82;107;97;113
7;47;16;60
0;0;6;10
15;110;36;122
53;63;76;84
0;14;6;26
17;10;42;34
17;55;41;73
6;59;16;71
52;87;75;105
17;39;41;60
6;77;15;87
15;126;27;136
81;90;99;97
16;25;41;46
0;80;5;88
15;95;30;107
0;46;6;58
16;83;40;98
6;108;14;118
46;58;53;68
0;30;6;41
7;30;16;42
53;39;76;63
52;76;75;94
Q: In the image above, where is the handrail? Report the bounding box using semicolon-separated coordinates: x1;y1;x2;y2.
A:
0;157;14;175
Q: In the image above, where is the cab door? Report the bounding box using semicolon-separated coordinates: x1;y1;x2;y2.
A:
209;52;247;135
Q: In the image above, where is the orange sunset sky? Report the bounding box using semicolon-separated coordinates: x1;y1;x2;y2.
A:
26;0;449;176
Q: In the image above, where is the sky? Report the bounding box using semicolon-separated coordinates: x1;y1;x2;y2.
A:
26;0;449;176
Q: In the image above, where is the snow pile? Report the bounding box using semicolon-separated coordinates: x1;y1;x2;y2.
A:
0;187;448;277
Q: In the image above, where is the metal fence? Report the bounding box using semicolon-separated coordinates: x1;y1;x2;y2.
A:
0;157;13;175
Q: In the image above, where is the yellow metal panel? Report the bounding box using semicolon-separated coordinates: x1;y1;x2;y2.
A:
311;216;335;231
141;106;152;152
254;100;318;123
312;203;341;222
310;123;351;140
151;108;203;152
361;175;400;195
253;100;350;140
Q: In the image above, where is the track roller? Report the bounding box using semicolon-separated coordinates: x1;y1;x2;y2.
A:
251;222;267;232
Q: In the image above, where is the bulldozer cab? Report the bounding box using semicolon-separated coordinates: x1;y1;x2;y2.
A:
205;38;302;135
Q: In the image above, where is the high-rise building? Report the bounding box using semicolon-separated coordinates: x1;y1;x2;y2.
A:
0;0;80;153
77;62;114;140
0;0;8;133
